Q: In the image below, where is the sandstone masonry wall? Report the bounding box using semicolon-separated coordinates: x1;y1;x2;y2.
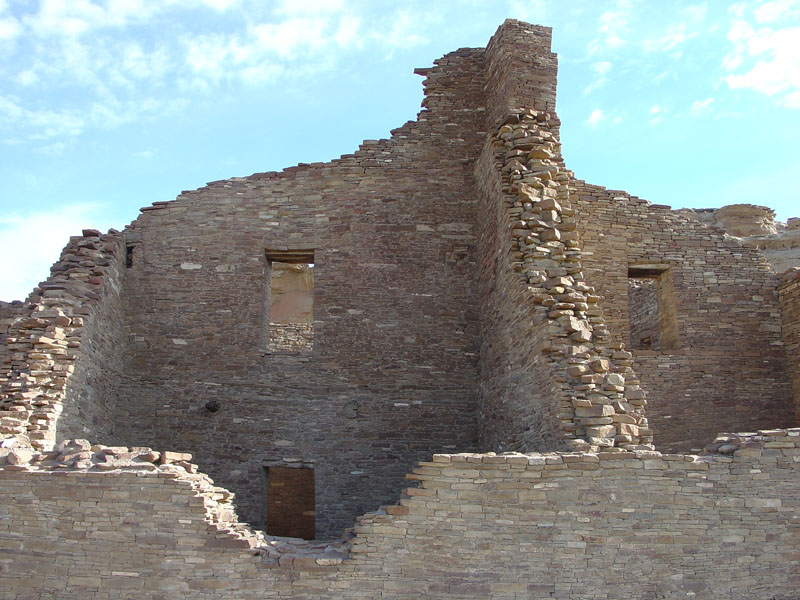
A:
779;268;800;418
2;428;797;599
0;231;127;450
573;184;795;451
477;22;650;454
112;48;487;538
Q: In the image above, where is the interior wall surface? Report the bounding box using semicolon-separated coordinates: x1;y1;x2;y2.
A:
573;183;795;451
113;49;486;538
2;429;797;599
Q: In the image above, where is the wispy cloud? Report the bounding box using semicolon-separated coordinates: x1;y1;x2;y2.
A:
723;1;800;109
586;108;605;127
583;60;612;95
643;22;696;55
649;104;666;125
0;14;21;39
689;97;714;115
589;2;632;55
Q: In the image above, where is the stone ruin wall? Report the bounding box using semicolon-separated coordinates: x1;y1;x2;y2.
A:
111;45;487;538
477;23;650;455
1;19;799;599
1;429;797;599
780;269;800;418
680;203;800;274
475;24;567;452
572;185;795;452
0;230;127;451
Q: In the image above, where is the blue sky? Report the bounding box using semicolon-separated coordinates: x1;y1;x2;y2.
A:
1;0;799;301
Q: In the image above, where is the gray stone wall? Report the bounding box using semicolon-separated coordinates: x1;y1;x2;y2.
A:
1;428;797;599
779;269;800;419
0;230;127;450
573;184;795;452
111;47;487;538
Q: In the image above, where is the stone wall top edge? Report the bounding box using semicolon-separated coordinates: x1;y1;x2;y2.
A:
8;427;796;477
429;427;799;462
574;180;780;248
779;266;800;283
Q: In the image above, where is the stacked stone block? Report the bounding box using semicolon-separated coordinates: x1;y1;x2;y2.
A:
779;268;800;418
0;229;126;451
111;46;488;537
2;428;797;598
572;184;795;451
480;109;651;452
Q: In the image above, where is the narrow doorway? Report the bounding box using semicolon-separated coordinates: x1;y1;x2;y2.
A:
265;466;315;540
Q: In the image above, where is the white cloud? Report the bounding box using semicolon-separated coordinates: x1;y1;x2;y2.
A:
723;4;800;109
589;0;636;55
643;22;696;53
200;0;239;10
583;61;612;95
0;15;21;40
252;18;327;58
586;108;605;127
0;95;85;140
23;0;160;37
0;203;107;302
689;97;714;115
684;3;709;24
133;148;157;159
0;0;437;146
376;11;427;51
16;70;39;86
754;0;800;23
275;0;343;15
593;61;612;76
335;15;361;47
784;90;800;107
508;0;549;22
184;33;233;80
649;104;666;124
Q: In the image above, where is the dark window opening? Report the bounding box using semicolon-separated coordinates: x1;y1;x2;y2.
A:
265;466;315;540
125;245;134;268
264;250;314;353
628;264;679;351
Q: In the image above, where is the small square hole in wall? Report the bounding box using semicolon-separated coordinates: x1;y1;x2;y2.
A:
265;250;314;353
628;264;679;351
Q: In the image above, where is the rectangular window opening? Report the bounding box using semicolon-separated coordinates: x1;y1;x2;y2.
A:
265;466;315;540
627;264;679;351
265;250;314;353
125;245;134;268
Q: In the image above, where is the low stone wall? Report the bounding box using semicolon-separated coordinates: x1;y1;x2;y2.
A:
2;428;796;599
779;268;800;419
